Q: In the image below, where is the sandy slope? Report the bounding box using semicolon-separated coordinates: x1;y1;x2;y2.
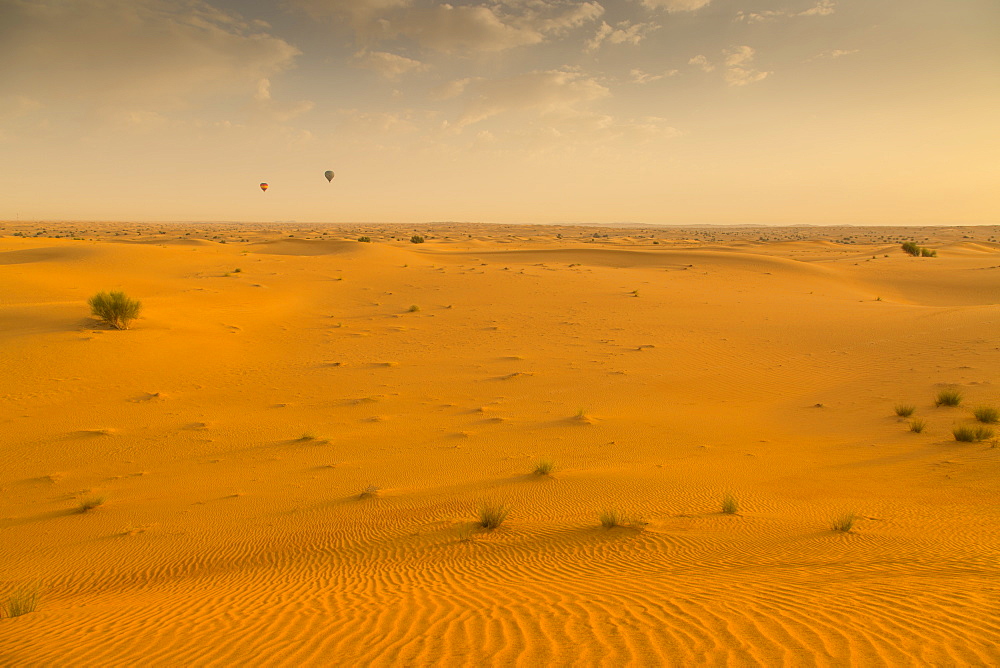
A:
1;225;999;666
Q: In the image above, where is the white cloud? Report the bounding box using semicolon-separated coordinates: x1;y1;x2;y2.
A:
688;55;715;72
454;70;610;127
722;45;770;86
628;68;678;84
393;4;545;53
354;50;428;79
736;1;835;23
0;0;301;110
639;0;712;12
587;20;657;51
811;48;859;60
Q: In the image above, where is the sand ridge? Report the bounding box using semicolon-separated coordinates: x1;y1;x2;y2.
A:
1;223;998;666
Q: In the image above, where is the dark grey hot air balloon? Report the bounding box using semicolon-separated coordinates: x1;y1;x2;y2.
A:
324;170;335;182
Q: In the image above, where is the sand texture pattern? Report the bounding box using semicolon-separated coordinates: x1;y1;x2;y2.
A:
1;223;999;666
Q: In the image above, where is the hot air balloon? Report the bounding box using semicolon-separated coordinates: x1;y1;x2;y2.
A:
324;170;335;182
260;183;268;192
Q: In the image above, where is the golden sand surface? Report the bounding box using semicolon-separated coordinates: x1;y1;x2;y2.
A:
1;222;999;666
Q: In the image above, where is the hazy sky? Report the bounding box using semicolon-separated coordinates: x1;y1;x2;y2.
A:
1;0;997;225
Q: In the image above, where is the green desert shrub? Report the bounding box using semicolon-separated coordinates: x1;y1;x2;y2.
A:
3;584;39;618
357;236;372;243
88;291;141;330
973;406;999;423
935;389;963;407
598;507;641;529
920;247;937;257
721;494;739;515
77;495;104;513
533;459;555;476
909;419;926;433
477;502;509;529
901;241;921;256
953;425;993;442
408;304;420;312
894;404;915;418
832;513;856;533
410;235;425;244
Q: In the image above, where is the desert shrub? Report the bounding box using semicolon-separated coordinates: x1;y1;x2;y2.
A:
533;459;555;476
721;494;739;515
408;304;420;312
952;425;993;442
832;513;856;532
909;419;926;433
358;236;371;243
901;241;920;256
477;502;509;529
973;406;999;423
973;425;995;441
3;584;39;618
894;404;915;418
920;247;937;257
410;235;425;244
88;291;141;330
78;496;104;513
599;508;626;528
233;268;242;273
935;389;963;407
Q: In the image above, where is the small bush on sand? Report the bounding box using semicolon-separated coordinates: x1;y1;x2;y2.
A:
78;496;104;513
954;425;994;442
533;459;555;476
973;406;999;423
358;236;371;243
909;419;926;433
3;584;40;618
408;304;420;312
832;513;856;532
410;235;425;244
721;494;739;515
935;389;963;407
901;241;920;256
599;507;641;529
88;291;141;330
920;247;937;257
477;502;509;529
894;404;915;418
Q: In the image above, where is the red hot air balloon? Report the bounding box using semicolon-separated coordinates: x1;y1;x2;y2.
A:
260;182;268;192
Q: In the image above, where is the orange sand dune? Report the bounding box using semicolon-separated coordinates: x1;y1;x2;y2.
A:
1;224;998;666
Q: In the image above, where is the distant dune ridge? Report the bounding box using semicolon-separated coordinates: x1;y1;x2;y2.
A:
1;222;999;665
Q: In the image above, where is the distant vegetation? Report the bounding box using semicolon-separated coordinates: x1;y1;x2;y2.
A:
832;513;856;533
901;241;936;257
533;459;555;476
721;494;739;515
953;425;994;442
2;584;39;618
935;389;963;407
972;406;999;423
410;235;425;244
88;291;141;330
77;495;104;513
358;236;371;243
477;502;509;529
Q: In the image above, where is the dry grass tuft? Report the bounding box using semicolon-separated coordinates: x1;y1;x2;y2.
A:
972;406;999;423
533;459;555;476
909;418;926;433
721;494;739;515
77;495;105;513
894;404;915;418
935;389;963;407
3;583;40;618
477;502;509;529
832;512;856;532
